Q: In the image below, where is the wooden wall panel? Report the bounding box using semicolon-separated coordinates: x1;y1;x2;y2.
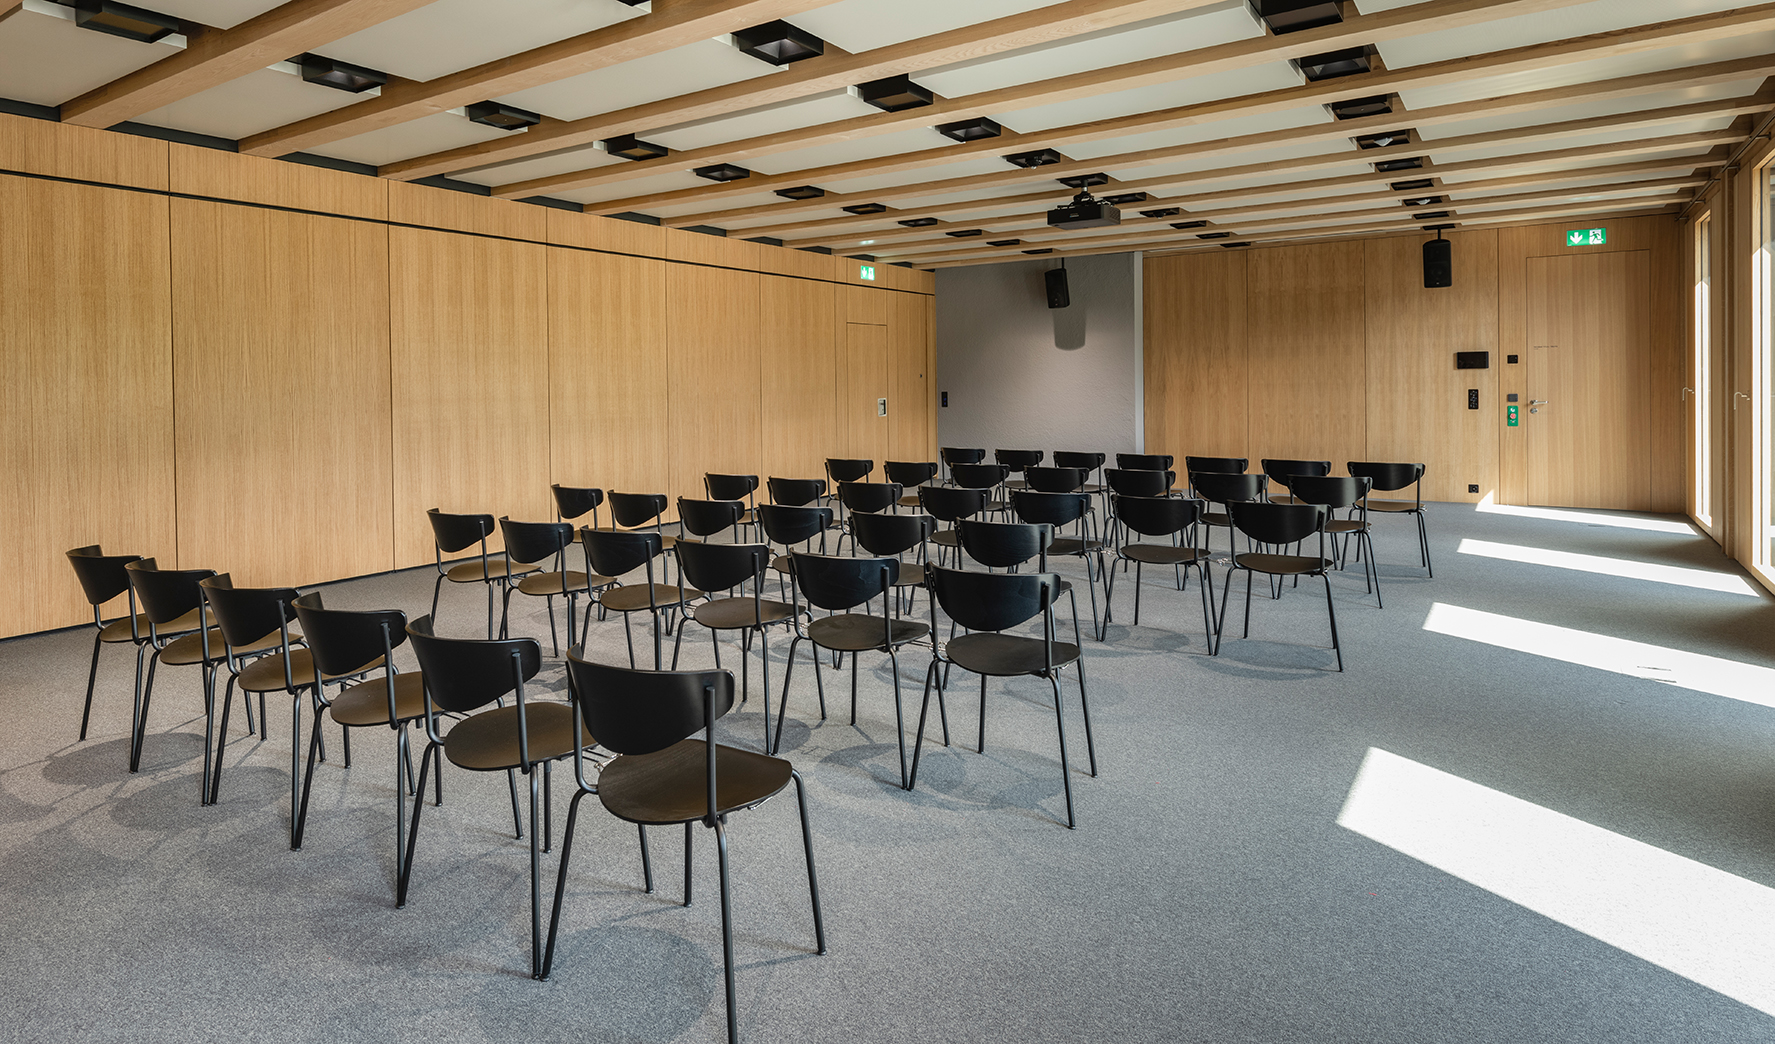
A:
1646;218;1686;512
759;274;837;484
546;209;666;257
0;111;166;189
667;265;762;506
388;180;546;241
843;323;891;464
389;227;551;568
1246;242;1368;472
170;199;393;586
1142;252;1248;459
549;248;670;504
0;177;175;637
665;228;760;270
1364;230;1500;503
842;284;888;326
889;290;933;464
170;144;386;219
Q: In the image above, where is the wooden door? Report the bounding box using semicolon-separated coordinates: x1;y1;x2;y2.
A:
1523;251;1651;509
845;322;889;462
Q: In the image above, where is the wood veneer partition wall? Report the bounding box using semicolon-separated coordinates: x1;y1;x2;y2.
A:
0;113;933;639
1144;213;1682;509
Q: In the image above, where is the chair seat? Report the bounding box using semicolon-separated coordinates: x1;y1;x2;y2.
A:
600;584;700;613
445;558;540;583
100;606;209;643
517;570;596;597
932;529;960;547
442;701;592;772
598;738;791;826
329;671;428;726
693;597;797;630
1366;500;1420;513
1049;536;1103;556
892;562;927;587
1235;552;1332;576
807;613;931;652
1123;543;1206;566
162;626;291;667
1202;511;1231;528
946;632;1080;677
771;554;795;577
897;494;923;508
1325;519;1368;534
1270;494;1305;506
238;648;385;693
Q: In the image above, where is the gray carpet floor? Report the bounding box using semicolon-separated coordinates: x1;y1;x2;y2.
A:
2;504;1774;1044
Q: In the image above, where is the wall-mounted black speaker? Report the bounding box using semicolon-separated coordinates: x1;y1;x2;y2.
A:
1423;237;1452;288
1045;267;1070;309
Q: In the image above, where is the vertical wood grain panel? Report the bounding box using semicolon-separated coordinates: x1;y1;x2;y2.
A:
667;265;762;505
0;111;167;189
1142;252;1247;459
1245;241;1367;471
1647;219;1686;512
169;143;387;219
0;177;175;637
1497;224;1529;506
844;323;890;464
390;226;551;567
759;274;837;484
171;199;393;585
889;289;932;463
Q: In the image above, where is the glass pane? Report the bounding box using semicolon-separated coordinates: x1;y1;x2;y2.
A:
1695;215;1712;528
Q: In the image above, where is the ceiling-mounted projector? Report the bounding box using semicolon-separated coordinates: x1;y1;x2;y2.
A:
1047;190;1121;230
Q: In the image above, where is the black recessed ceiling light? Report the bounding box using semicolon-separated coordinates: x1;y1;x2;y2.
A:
1423;223;1457;231
1250;0;1343;35
898;217;940;227
1141;207;1182;218
602;133;669;160
775;185;826;200
937;117;1003;142
1375;157;1425;172
988;239;1022;247
74;0;178;43
856;74;934;112
694;163;752;182
1328;94;1394;120
1057;172;1110;189
1415;210;1451;220
1390;178;1435;192
1023;248;1055;255
1171;220;1208;229
843;202;888;215
296;53;387;93
466;101;541;130
1356;129;1414;149
1295;45;1378;82
945;229;984;238
1219;241;1253;248
1197;232;1233;239
1102;192;1149;205
732;20;825;66
1004;149;1064;168
1401;195;1444;207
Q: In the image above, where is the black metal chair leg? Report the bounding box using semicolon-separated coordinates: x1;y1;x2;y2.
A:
1047;674;1076;829
638;823;653;893
683;821;694;907
394;725;410;900
977;673;987;753
506;767;524;839
209;674;236;805
430;572;445;628
774;635;800;755
714;818;739;1044
888;648;909;789
1133;561;1142;625
622;612;637;668
294;703;323;849
909;659;940;789
397;743;439;908
1242;565;1254;638
199;664;216;807
79;630;103;741
790;769;826;952
288;693;304;849
540;786;589;980
1323;572;1344;672
759;628;772;753
130;651;162;773
529;769;543;979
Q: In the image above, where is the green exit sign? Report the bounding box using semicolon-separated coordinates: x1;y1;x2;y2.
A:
859;264;876;281
1566;227;1607;246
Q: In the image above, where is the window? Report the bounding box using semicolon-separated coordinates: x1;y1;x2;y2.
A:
1694;214;1713;530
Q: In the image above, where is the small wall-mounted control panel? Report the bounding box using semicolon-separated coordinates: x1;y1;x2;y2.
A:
1468;389;1479;410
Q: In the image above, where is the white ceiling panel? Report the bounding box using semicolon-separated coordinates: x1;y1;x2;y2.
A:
0;9;170;107
1438;159;1710;188
496;39;779;124
321;0;644;84
992;62;1303;136
456;144;621;187
647;91;878;152
917;2;1259;99
646;190;793;219
746;126;960;176
1062;105;1331;162
133;68;363;142
559;168;711;206
309;111;512;167
1425;115;1738;164
816;155;1029;195
791;0;1069;54
151;0;288;30
1374;0;1752;70
1417;80;1764;142
1112;140;1355;182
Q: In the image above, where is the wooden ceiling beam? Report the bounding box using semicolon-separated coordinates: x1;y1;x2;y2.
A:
237;0;843;158
0;0;25;26
379;0;1214;181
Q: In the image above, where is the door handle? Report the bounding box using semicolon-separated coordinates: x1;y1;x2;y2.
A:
1528;399;1549;406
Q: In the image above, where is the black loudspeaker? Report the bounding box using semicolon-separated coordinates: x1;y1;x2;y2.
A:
1045;267;1070;309
1423;236;1452;288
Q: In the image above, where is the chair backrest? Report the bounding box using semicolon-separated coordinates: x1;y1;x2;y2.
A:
551;484;604;523
790;552;897;612
292;592;407;679
499;517;573;565
1260;458;1332;491
919;485;988;523
940;447;985;467
1347;461;1425;494
407;615;541;716
125;559;214;626
994;449;1043;472
1053;451;1106;471
1117;452;1174;471
1012;490;1090;528
957;519;1050;569
608;491;668;529
928;566;1058;634
1289;475;1370;512
1228;501;1326;545
768;476;828;507
850;511;935;558
427;508;494;554
825;458;874;483
883;460;939;488
66;545;140;608
1189;471;1267;506
674;540;769;594
703;473;759;502
758;504;834;547
1104;468;1175;498
199;575;300;650
565;655;734;761
582;528;664;579
676;498;746;538
1184;456;1247;475
837;481;903;515
949;462;1010;490
1023;466;1087;493
1114;495;1203;538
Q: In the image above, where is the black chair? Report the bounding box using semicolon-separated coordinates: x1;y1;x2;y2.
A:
1348;461;1431;576
776;553;935;784
940;446;985;484
883;460;939;508
825;458;874;484
582;528;697;670
1189;471;1267;559
1103;495;1215;646
502;517;604;656
757;503;835;599
1260;458;1331;505
704;474;760;535
544;656;826;1044
1215;502;1342;671
551;484;604;543
1104;468;1176;498
672;540;797;750
1011;491;1106;640
949;462;1010;515
1053;451;1107;493
1184;455;1246;476
909;567;1095;828
402;617;593;979
850;511;936;614
291;592;427;893
607;493;679;581
995;448;1044;490
123;560;222;776
1023;466;1088;493
919;485;989;563
428;509;533;639
66;545;173;743
954;521;1093;692
677;497;748;544
767;476;828;508
1292;475;1380;606
1117;453;1174;472
836;481;902;551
